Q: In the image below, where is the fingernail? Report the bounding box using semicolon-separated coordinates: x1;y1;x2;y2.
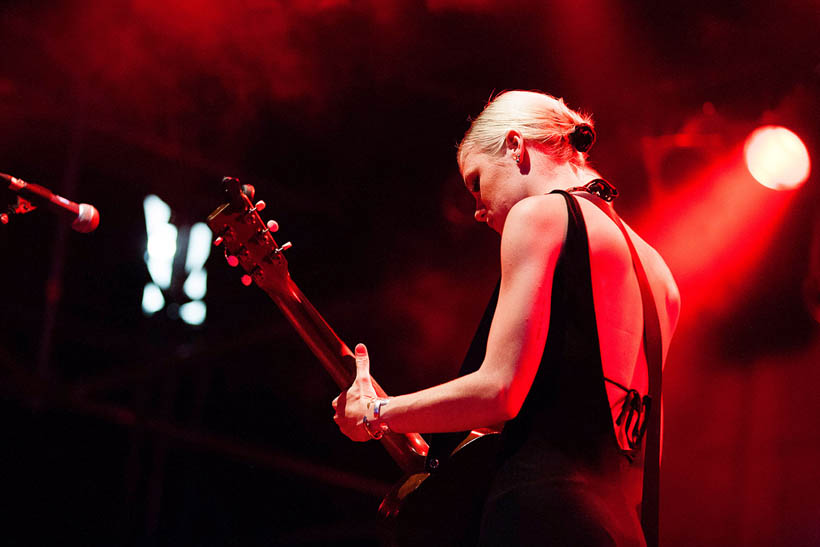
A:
355;343;366;355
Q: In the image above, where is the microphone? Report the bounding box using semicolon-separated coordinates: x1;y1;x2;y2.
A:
2;172;100;233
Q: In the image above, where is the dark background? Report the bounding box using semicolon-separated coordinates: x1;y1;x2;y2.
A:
1;1;819;545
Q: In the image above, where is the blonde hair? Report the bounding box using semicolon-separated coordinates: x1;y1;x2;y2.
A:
458;90;594;169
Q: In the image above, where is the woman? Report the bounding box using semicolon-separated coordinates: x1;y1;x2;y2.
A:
333;90;680;546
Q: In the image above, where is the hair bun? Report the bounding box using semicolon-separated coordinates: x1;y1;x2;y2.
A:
569;124;596;153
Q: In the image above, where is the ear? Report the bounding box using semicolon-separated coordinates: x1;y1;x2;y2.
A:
505;130;523;157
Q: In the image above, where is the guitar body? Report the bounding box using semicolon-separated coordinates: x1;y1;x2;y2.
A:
381;432;502;547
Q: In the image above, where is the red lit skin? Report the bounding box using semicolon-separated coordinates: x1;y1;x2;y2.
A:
333;131;680;448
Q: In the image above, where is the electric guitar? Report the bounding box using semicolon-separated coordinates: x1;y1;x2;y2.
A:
207;177;500;546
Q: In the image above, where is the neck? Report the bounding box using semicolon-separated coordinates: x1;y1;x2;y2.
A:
524;155;599;197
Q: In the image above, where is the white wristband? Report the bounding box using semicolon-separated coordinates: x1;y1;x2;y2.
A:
363;398;391;440
373;398;389;419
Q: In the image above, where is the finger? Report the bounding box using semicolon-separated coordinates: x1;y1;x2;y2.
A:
331;395;338;409
354;343;371;389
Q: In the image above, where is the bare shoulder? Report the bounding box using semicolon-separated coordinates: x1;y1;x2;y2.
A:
617;215;681;330
500;194;568;273
578;198;681;330
624;222;679;301
503;194;568;243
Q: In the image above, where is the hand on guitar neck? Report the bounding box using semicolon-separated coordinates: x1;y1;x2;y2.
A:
332;343;381;442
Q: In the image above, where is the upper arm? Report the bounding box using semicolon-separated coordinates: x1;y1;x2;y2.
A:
480;196;567;419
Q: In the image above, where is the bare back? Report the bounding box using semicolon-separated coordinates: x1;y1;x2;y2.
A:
574;194;680;450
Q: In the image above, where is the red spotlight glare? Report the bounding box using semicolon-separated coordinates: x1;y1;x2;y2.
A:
744;126;811;190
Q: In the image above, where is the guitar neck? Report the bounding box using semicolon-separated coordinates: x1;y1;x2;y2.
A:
263;276;428;473
206;180;428;474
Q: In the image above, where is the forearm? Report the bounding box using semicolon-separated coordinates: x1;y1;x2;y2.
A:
376;369;512;434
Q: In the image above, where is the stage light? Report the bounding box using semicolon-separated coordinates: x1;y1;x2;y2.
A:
185;222;213;272
183;222;212;301
142;282;165;315
183;269;207;300
744;126;811;191
144;195;177;289
143;194;171;231
142;195;209;325
179;301;206;326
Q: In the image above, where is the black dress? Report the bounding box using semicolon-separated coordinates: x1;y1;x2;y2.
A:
476;190;647;546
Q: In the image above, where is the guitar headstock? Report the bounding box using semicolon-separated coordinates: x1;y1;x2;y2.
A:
207;177;292;294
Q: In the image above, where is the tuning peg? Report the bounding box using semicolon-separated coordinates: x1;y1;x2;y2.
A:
241;184;255;201
254;200;266;212
266;220;279;232
1;213;9;225
275;241;292;254
240;274;253;286
224;248;239;267
214;227;234;247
